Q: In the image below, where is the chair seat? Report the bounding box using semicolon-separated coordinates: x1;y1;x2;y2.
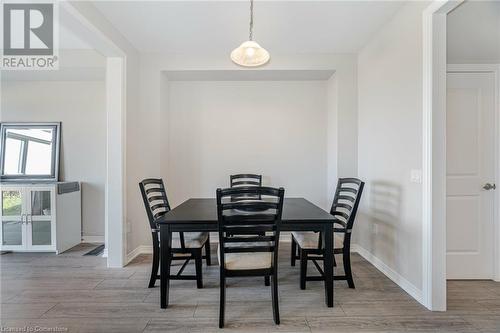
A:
291;231;344;249
218;242;272;270
170;232;209;249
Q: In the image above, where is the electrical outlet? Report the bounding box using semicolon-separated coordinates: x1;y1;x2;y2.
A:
410;169;422;184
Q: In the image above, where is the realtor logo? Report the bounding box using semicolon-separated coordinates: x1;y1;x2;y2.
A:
1;1;58;70
4;3;53;55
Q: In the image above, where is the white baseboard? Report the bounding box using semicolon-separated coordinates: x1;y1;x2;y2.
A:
351;244;423;305
81;235;105;243
126;245;153;264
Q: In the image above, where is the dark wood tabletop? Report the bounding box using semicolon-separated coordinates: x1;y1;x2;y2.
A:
157;197;336;225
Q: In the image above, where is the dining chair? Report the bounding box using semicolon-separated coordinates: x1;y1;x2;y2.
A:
229;174;263;201
290;178;364;289
217;186;285;328
139;178;211;289
229;173;268;284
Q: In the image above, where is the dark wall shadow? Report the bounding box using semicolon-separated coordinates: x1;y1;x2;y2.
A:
371;181;402;226
356;180;403;269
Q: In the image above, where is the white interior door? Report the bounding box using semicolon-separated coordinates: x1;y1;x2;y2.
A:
446;71;497;279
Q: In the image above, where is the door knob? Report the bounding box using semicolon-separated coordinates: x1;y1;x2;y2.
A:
483;183;496;190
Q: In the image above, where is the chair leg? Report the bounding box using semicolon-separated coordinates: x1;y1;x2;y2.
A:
195;249;203;289
271;273;280;325
204;234;212;266
300;249;308;290
219;275;226;328
265;276;270;286
343;247;355;289
333;255;337;267
148;242;160;288
291;237;297;267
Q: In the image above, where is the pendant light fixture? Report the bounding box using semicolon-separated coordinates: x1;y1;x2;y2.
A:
230;0;270;67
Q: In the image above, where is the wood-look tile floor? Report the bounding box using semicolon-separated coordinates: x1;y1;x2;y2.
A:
1;243;499;332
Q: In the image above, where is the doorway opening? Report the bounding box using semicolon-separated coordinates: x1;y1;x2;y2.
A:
423;0;500;311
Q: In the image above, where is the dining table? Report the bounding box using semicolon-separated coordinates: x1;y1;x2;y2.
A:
156;197;338;309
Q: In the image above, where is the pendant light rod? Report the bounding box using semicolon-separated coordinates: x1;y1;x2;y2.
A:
249;0;254;41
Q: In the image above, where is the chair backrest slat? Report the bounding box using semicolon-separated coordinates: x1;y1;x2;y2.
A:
145;187;163;194
147;195;164;202
331;210;350;221
333;202;353;211
222;201;278;211
338;195;356;202
231;180;261;187
224;236;275;243
217;186;285;270
338;187;357;194
230;174;262;186
150;203;167;212
224;246;275;253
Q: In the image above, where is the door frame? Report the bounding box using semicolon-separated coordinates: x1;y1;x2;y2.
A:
422;0;500;310
446;64;500;281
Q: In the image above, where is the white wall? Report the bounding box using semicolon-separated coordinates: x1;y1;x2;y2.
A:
128;53;358;253
166;80;328;209
1;81;106;238
326;74;338;203
447;0;500;64
357;1;430;301
1;50;106;81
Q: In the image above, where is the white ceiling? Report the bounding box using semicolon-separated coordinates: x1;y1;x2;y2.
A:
92;1;405;54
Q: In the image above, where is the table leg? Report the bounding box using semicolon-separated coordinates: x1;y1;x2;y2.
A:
323;223;334;307
160;224;172;309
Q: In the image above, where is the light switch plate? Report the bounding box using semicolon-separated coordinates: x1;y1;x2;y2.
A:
410;169;422;183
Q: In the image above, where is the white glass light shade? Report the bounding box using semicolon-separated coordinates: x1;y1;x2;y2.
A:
230;40;270;67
